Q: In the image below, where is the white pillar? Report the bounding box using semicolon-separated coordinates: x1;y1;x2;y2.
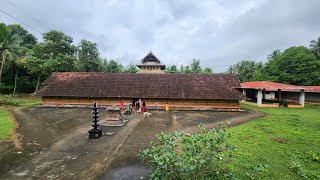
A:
299;89;305;107
257;89;263;106
242;89;247;102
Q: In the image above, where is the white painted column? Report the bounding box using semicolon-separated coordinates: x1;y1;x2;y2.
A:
242;89;247;102
257;89;263;106
299;89;305;107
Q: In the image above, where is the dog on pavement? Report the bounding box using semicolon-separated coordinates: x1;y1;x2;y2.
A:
143;112;152;118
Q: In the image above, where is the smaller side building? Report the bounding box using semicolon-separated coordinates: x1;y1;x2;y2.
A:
240;81;306;108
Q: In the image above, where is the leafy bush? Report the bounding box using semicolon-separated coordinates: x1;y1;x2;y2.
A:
0;94;41;106
139;124;236;179
306;151;320;162
245;164;270;179
0;94;22;106
288;159;308;178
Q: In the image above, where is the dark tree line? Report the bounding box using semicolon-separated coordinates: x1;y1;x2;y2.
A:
0;23;137;93
226;38;320;86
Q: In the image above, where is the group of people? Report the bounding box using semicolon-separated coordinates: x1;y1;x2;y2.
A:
134;99;146;113
120;99;170;113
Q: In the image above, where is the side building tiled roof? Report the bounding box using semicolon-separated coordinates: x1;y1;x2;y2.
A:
38;72;244;100
241;81;303;92
241;81;320;93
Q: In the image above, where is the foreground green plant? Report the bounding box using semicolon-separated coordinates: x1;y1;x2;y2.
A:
140;124;235;179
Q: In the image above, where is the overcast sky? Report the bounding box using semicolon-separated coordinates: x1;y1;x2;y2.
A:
0;0;319;72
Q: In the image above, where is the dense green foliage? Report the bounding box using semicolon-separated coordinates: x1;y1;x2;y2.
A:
77;39;103;72
254;46;320;85
229;104;320;179
0;23;137;93
140;125;235;179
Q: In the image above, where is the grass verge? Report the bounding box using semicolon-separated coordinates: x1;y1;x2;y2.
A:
0;94;42;106
0;94;42;140
228;104;320;179
0;108;13;140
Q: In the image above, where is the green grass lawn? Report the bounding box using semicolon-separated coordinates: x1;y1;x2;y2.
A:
229;104;320;179
0;108;13;140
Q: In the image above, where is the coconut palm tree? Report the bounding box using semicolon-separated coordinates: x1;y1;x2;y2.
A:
0;23;21;86
267;49;281;60
310;37;320;58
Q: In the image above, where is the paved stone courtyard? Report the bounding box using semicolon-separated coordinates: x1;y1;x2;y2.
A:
0;106;264;179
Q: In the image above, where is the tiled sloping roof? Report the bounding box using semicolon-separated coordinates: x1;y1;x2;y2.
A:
303;86;320;93
38;72;244;100
241;81;320;93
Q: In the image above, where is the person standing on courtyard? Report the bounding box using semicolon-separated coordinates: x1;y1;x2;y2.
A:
165;102;169;113
142;102;147;113
135;101;139;113
155;103;158;111
138;99;142;113
120;100;124;111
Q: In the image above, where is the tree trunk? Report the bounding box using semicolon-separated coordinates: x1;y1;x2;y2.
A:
0;51;6;86
35;75;40;92
13;73;18;95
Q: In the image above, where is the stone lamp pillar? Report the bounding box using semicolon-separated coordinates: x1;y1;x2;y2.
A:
88;101;102;139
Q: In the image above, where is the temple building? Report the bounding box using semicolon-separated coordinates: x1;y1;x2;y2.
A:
37;51;245;111
136;51;166;74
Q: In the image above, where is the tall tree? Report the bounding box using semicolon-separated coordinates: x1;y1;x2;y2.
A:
227;60;263;82
165;65;178;73
34;30;77;72
310;37;320;58
179;65;185;74
190;59;202;73
77;39;103;72
124;64;138;73
6;24;37;94
18;56;48;92
203;67;213;74
22;30;77;92
267;49;281;60
8;24;37;49
184;65;192;74
104;59;123;73
256;46;320;85
0;23;21;86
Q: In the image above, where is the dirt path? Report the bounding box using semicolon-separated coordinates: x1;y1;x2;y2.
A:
0;107;265;179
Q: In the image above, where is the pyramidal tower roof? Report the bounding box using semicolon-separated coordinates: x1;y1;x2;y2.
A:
136;51;166;72
141;51;161;63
